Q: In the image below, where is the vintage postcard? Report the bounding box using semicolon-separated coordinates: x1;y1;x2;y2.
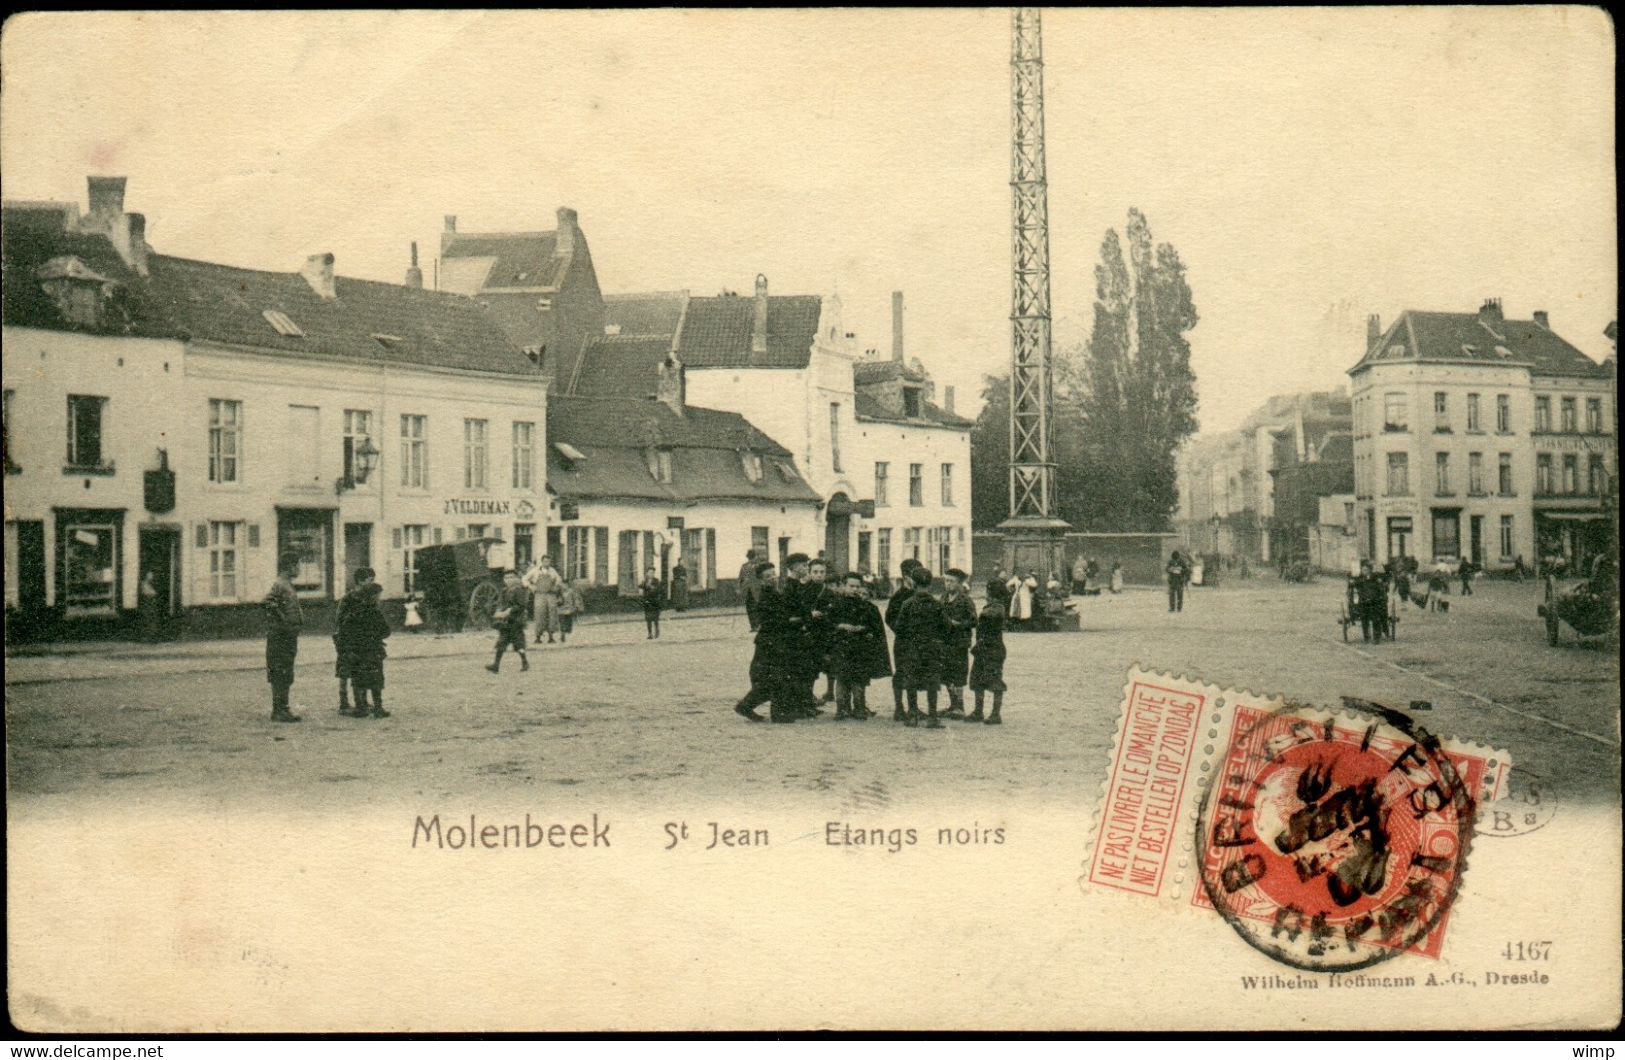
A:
3;8;1618;1034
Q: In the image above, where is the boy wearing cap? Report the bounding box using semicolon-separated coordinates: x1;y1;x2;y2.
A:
735;561;796;723
938;567;977;718
779;553;820;718
884;557;923;721
829;570;890;720
892;565;948;728
485;570;532;674
336;566;391;717
263;551;304;723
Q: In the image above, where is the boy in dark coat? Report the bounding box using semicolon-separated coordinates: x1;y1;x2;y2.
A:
968;578;1010;723
807;557;838;705
263;551;304;723
829;570;891;720
640;567;664;639
884;557;923;721
777;553;820;718
734;562;796;723
938;567;977;717
893;565;947;729
485;570;531;673
336;567;391;717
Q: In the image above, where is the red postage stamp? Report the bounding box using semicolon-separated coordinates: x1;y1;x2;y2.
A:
1086;668;1510;972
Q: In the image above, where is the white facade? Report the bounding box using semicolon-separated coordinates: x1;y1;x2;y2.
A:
849;417;974;579
3;324;548;625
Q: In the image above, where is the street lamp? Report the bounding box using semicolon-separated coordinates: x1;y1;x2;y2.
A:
336;434;380;494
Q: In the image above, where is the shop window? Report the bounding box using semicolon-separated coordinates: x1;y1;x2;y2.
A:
58;513;120;615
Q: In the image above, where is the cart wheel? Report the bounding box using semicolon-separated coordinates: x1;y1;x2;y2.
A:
1340;605;1350;642
468;581;501;629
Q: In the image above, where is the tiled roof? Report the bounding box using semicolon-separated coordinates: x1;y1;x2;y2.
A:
1353;310;1608;378
853;392;974;429
568;337;670;398
603;291;687;339
2;222;535;376
674;293;822;368
853;358;925;384
440;232;561;290
546;396;820;504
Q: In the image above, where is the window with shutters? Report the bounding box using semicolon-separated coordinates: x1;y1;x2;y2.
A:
909;463;923;506
66;395;109;470
207;521;240;599
209;399;242;483
512;421;535;490
565;525;591;580
874;462;889;506
618;530;639;594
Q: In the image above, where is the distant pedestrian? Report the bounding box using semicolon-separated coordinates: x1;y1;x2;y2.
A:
938;567;976;717
884;558;924;720
892;565;947;728
640;567;664;638
525;555;564;644
1109;560;1124;594
139;570;162;642
1166;550;1191;613
1071;554;1089;596
1427;562;1451;612
336;567;391;717
403;593;425;633
739;550;763;631
1086;557;1101;593
557;580;583;643
968;578;1009;724
484;570;531;674
671;561;691;612
263;551;304;723
1006;570;1033;628
829;570;890;720
1513;554;1528;582
1458;557;1475;596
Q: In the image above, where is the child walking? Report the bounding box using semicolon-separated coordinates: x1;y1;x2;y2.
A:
262;551;304;723
557;580;584;643
485;570;531;673
640;567;664;639
336;567;391;717
967;578;1009;724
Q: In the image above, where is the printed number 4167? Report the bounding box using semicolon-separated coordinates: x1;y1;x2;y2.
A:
1502;941;1553;961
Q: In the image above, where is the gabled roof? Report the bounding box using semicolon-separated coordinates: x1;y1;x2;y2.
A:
2;220;535;376
674;293;822;368
853;391;974;429
546;396;820;504
603;291;687;339
439;232;561;291
853;358;926;385
1352;310;1608;378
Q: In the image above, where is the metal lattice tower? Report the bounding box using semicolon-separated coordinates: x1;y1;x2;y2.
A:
1007;7;1058;524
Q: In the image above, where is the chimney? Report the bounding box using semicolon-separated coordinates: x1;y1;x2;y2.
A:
891;290;905;362
556;207;578;254
404;242;423;289
444;215;457;233
656;352;686;416
751;274;769;354
1366;314;1381;344
1533;310;1549;330
301;252;337;300
943;385;955;414
1479;297;1503;324
109;213;149;276
85;176;126;230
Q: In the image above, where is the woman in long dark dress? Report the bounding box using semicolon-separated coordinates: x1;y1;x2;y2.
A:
968;578;1009;724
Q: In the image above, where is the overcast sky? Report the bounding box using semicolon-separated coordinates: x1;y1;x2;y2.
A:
2;8;1615;433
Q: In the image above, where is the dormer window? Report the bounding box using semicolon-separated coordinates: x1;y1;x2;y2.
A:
902;387;922;418
646;446;673;483
372;333;404;350
37;256;115;328
604;324;623;337
523;344;545;366
537;296;553;310
741;450;763;483
1387;343;1405;358
263;309;304;337
774;460;798;483
553;440;586;466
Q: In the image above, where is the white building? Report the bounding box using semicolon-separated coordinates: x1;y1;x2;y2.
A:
572;282;974;582
1349;300;1614;572
3;179;546;637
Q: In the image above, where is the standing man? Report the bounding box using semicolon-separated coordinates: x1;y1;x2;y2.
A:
525;554;564;644
263;551;304;723
1347;560;1387;643
780;553;821;718
738;550;762;631
1166;550;1190;613
485;570;532;673
884;557;924;721
938;567;976;718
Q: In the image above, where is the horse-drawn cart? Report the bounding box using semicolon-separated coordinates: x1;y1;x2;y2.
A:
413;537;507;633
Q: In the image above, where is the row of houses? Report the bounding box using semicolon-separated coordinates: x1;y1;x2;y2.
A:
1177;300;1617;575
2;178;972;637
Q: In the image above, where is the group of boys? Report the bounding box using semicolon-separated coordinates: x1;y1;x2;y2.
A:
263;551;391;722
732;553;995;729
